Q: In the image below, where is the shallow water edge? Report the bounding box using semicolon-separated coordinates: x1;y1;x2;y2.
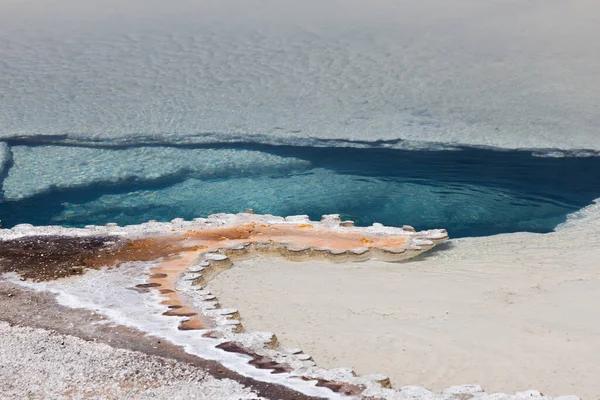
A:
1;142;599;238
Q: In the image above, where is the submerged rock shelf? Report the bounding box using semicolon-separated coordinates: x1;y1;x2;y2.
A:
1;143;600;238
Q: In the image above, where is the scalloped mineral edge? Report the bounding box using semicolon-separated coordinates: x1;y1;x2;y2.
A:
0;212;448;241
175;239;583;400
0;213;583;400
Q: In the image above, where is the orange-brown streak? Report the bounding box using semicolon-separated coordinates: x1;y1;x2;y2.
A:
180;223;409;251
148;250;210;331
49;223;423;331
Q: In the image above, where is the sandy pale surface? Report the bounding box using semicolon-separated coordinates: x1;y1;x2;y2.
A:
0;322;263;400
0;279;330;400
208;229;600;398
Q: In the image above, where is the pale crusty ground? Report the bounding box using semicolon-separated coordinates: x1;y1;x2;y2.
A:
0;321;264;400
207;229;600;399
0;280;327;400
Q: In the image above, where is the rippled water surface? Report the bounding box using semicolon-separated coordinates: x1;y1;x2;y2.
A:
1;1;600;151
1;144;599;238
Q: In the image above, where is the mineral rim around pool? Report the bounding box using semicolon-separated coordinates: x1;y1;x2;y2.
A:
0;213;579;399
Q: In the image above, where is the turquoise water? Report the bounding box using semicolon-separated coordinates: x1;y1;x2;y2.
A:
1;143;599;238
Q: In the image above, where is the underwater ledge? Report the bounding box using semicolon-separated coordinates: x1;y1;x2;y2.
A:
1;142;600;238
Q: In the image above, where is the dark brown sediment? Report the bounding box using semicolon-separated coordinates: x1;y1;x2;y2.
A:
0;221;443;282
0;235;120;281
0;234;210;282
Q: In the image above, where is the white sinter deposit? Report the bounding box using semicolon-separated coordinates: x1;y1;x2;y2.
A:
0;213;596;399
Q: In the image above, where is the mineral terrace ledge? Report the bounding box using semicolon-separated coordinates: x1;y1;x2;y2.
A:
0;213;580;399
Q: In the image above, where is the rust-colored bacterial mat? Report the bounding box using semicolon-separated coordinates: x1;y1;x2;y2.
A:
0;212;455;399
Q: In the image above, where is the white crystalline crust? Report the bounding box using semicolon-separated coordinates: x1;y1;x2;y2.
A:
555;199;600;234
1;1;600;153
1;213;580;399
0;212;446;243
5;267;349;400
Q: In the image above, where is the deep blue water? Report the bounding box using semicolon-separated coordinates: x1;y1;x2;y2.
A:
1;143;600;238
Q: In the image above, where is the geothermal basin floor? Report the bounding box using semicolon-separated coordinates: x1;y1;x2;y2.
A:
207;231;600;398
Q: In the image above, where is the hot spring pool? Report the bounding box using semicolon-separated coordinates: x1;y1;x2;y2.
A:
1;143;599;238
